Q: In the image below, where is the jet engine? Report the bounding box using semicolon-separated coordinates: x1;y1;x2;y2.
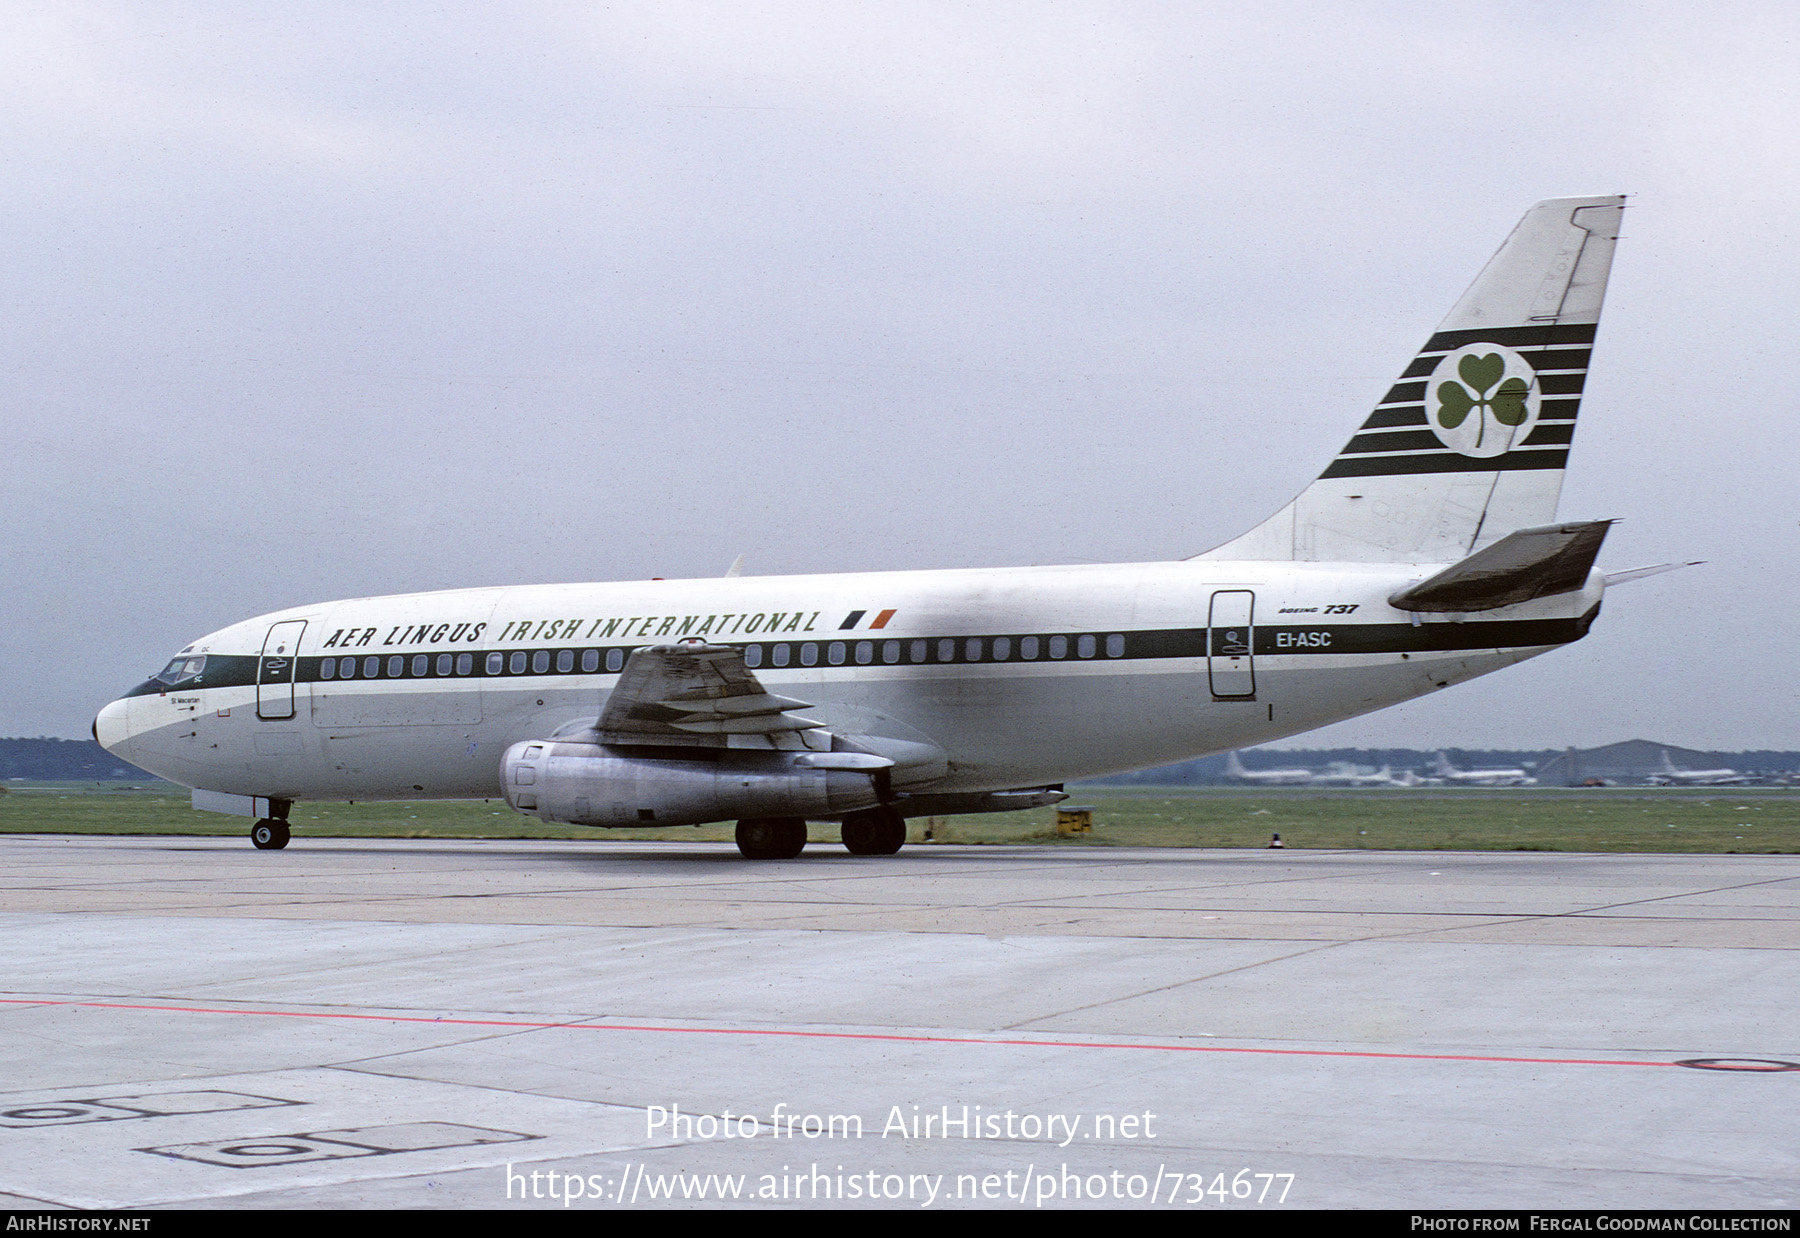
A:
500;738;891;827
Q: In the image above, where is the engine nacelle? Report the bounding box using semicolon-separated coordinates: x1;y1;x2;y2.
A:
501;740;889;827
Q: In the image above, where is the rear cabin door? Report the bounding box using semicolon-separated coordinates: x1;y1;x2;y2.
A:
257;621;307;720
1208;590;1255;699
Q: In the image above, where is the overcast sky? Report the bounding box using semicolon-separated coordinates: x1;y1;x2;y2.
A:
5;1;1797;751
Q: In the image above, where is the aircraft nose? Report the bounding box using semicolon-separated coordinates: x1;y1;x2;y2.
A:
94;697;133;758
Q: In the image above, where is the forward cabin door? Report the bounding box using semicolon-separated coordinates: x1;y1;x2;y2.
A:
257;621;307;720
1208;590;1255;699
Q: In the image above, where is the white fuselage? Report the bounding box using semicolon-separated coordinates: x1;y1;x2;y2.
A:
96;558;1605;811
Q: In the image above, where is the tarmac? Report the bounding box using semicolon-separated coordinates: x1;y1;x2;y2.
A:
1;834;1795;1210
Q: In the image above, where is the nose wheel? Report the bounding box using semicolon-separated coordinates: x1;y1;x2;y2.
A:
251;818;290;850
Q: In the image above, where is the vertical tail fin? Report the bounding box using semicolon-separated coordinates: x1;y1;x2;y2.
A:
1198;196;1625;563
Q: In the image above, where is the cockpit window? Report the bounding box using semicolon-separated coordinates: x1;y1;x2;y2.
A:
155;655;207;686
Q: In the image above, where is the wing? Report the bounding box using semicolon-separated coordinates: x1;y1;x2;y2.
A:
596;642;827;747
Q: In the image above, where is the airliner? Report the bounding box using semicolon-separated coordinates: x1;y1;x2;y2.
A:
1648;751;1753;787
1223;751;1317;786
1309;762;1404;789
1224;752;1403;788
96;196;1651;859
1430;752;1537;787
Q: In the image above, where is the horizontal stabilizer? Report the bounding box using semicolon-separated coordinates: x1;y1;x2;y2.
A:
1388;519;1612;613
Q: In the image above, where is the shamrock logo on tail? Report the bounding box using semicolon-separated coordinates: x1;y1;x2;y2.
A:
1435;353;1530;450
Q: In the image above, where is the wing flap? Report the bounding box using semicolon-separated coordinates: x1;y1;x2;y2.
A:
598;643;825;743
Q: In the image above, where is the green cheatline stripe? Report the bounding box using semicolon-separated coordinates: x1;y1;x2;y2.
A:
1423;323;1597;351
1319;448;1568;478
1341;421;1574;456
1400;346;1593;380
1538;372;1586;395
121;613;1596;700
1522;423;1573;446
1360;406;1431;428
1357;399;1581;435
1341;429;1444;454
1383;364;1588;407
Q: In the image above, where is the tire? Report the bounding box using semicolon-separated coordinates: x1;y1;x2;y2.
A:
251;819;290;850
735;816;807;859
841;807;905;856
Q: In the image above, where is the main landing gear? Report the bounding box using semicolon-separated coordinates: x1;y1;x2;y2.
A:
735;816;807;860
251;818;290;850
734;806;908;860
840;806;906;856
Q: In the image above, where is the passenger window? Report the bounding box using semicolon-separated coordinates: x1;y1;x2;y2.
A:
606;648;624;672
992;636;1011;661
364;656;381;678
412;654;429;676
532;650;550;673
1048;636;1068;659
338;658;355;679
487;652;504;674
581;649;599;672
436;653;453;675
910;639;927;663
388;655;405;677
827;642;846;665
1077;634;1097;658
320;658;336;680
772;644;791;667
800;643;819;666
1106;633;1125;658
1020;636;1039;659
882;640;900;664
556;650;574;673
457;653;474;675
965;638;983;662
510;652;527;674
744;645;763;668
937;638;956;662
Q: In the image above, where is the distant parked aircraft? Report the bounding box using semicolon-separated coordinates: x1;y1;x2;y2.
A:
1648;751;1753;786
1310;762;1404;787
1431;752;1535;786
1225;751;1315;786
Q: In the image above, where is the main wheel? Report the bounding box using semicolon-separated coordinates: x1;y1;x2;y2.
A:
251;819;290;850
841;807;906;856
735;817;807;860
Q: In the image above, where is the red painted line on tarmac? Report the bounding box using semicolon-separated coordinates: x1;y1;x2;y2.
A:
0;997;1681;1069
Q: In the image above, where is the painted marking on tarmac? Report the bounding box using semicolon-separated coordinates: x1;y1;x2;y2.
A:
0;1090;299;1128
140;1121;538;1168
0;997;1747;1070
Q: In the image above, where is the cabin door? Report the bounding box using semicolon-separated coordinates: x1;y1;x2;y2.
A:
257;621;308;720
1208;590;1255;699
